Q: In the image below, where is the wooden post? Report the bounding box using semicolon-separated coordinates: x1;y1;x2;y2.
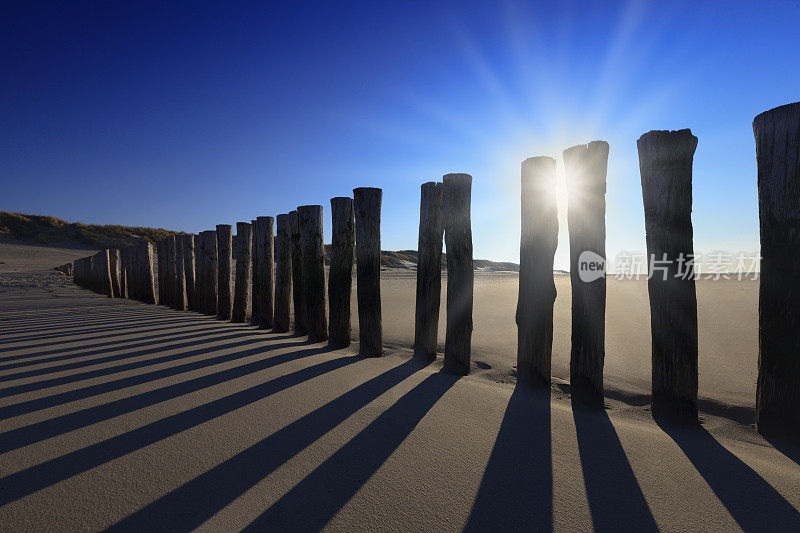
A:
274;214;293;333
255;216;275;329
250;219;260;325
217;224;233;320
443;174;473;374
195;234;206;314
413;181;444;361
128;245;140;301
201;230;218;315
353;188;383;356
328;198;355;346
157;240;167;305
298;205;327;341
564;141;609;407
109;248;121;298
175;235;187;311
183;234;196;311
119;251;128;299
638;129;699;424
517;158;558;387
232;222;252;323
289;210;307;335
99;250;113;297
754;102;800;442
139;241;157;305
167;236;178;308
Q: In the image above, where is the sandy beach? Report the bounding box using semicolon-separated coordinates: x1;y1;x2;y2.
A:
1;242;798;531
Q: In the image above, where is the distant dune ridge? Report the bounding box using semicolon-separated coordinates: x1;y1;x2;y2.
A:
0;212;521;271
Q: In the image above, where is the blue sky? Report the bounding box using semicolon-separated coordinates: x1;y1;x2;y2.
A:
2;1;799;268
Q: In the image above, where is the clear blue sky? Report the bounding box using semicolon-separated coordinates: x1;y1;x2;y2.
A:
2;1;798;269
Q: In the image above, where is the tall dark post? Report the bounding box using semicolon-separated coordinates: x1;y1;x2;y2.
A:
517;157;558;387
195;235;206;313
298;205;327;341
274;214;293;333
353;188;383;356
183;234;196;311
167;236;178;308
638;129;699;424
217;224;233;320
110;248;122;298
413;181;444;361
139;241;157;305
232;222;252;323
99;249;113;298
201;230;218;316
443;173;473;374
329;197;355;347
157;240;167;305
175;236;187;311
261;216;275;329
564;141;609;407
289;210;307;335
250;219;260;325
754;102;800;442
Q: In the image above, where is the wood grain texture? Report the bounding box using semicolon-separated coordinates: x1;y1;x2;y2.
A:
274;214;293;333
216;224;233;320
289;210;307;335
443;174;473;374
201;230;218;316
183;234;196;311
298;205;327;341
638;128;698;424
413;181;444;361
255;216;275;329
329;197;354;347
232;222;252;323
754;101;800;442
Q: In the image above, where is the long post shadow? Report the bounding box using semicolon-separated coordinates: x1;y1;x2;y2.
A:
573;401;658;532
242;370;460;531
660;422;800;531
0;337;302;419
465;384;552;531
106;358;431;531
0;346;349;506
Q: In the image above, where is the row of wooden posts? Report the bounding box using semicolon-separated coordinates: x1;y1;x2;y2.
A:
70;102;799;442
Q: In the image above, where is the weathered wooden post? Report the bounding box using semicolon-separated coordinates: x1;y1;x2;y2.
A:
109;249;121;298
413;181;444;361
99;250;114;297
638;129;698;424
298;205;327;341
328;198;355;346
443;174;473;374
201;230;218;315
127;245;140;301
250;219;260;325
289;210;307;335
232;222;252;323
217;224;233;320
175;236;187;311
255;216;275;329
754;102;800;442
139;241;157;305
119;252;128;299
274;214;293;333
195;234;206;313
564;141;609;406
157;240;167;305
517;158;558;387
353;188;383;356
167;236;178;308
183;234;196;311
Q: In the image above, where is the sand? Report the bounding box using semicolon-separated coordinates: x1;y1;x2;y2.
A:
1;242;798;531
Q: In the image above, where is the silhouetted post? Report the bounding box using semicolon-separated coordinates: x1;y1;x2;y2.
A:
564;141;609;407
517;158;558;387
443;174;473;374
201;230;218;315
99;250;113;297
638;129;699;424
232;222;252;323
183;234;196;311
754;102;800;442
195;234;206;313
298;205;327;341
217;224;233;320
413;181;444;361
250;219;260;325
353;188;382;356
128;245;140;301
175;236;187;311
167;236;178;308
289;210;306;335
139;241;157;304
157;240;167;305
119;254;128;299
329;198;355;346
274;214;293;332
255;216;275;329
110;248;122;298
